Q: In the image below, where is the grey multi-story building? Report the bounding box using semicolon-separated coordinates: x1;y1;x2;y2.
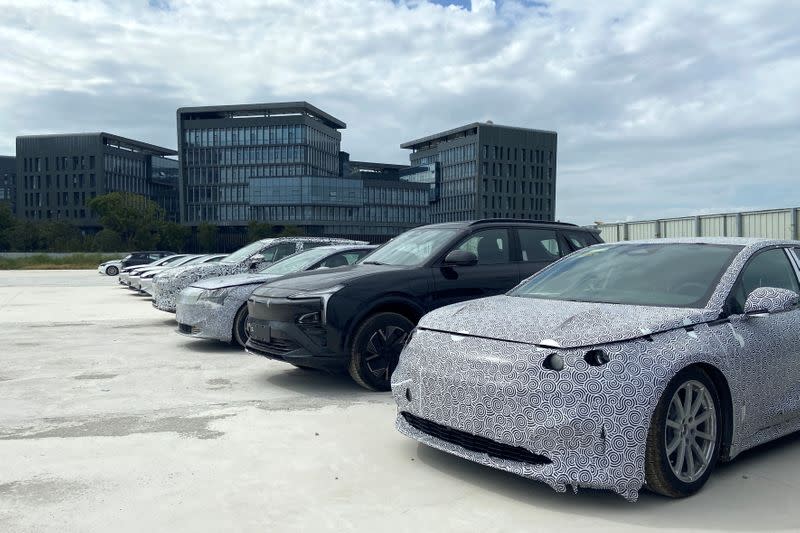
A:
15;133;179;227
400;122;557;223
176;102;428;243
0;156;15;214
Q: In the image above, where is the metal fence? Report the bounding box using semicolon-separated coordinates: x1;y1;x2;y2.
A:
596;207;800;243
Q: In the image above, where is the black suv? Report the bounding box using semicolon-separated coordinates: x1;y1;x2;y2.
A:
245;220;601;390
120;251;175;269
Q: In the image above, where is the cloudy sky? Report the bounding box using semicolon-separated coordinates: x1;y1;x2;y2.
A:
1;0;798;224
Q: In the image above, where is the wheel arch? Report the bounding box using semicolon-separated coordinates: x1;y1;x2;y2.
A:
688;362;735;461
342;296;425;353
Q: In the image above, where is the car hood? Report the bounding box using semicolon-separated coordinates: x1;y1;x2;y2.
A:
192;272;282;290
417;295;721;349
251;264;405;295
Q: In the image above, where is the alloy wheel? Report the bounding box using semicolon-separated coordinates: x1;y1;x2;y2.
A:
363;326;408;382
665;380;717;483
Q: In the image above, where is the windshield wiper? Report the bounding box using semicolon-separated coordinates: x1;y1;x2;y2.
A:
362;261;386;265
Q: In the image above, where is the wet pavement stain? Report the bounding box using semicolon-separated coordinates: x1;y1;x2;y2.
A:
0;413;233;441
206;378;232;390
0;477;87;504
74;373;118;380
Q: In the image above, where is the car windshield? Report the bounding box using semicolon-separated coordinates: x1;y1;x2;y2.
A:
171;255;202;267
158;255;185;265
221;240;273;264
360;228;457;267
260;248;341;275
510;243;743;308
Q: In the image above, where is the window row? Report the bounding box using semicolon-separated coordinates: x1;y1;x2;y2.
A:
22;190;96;208
104;154;146;179
483;145;554;164
183;125;338;153
441;161;476;180
22;209;88;220
439;143;476;164
22;173;97;190
481;178;554;197
481;195;552;212
22;155;97;173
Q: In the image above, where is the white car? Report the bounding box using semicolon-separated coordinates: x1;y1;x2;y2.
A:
98;260;123;276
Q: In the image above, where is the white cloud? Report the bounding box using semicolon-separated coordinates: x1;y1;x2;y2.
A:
0;0;798;224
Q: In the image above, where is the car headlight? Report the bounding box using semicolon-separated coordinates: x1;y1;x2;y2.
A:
287;285;344;300
199;288;230;305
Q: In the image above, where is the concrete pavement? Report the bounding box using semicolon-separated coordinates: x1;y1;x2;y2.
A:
1;271;799;532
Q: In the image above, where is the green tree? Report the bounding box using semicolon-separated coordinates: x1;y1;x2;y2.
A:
158;222;190;252
39;221;84;252
88;192;165;247
247;220;272;241
93;229;124;252
0;203;15;251
6;221;43;251
197;222;218;252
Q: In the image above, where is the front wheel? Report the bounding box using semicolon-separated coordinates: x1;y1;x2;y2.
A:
232;305;249;348
348;312;413;391
106;265;119;276
645;366;722;498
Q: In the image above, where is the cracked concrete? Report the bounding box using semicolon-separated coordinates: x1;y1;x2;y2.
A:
2;271;800;532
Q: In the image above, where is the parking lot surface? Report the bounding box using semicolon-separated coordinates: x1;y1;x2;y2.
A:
1;271;800;532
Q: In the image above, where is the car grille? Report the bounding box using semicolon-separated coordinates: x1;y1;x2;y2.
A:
401;412;551;466
248;337;301;358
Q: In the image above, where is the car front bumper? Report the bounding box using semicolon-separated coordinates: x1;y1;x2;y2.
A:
390;329;660;502
140;277;154;295
174;287;247;343
244;295;347;371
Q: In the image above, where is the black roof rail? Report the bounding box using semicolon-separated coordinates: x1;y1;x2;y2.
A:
468;218;578;227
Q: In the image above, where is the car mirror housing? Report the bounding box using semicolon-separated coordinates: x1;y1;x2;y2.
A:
443;250;478;267
744;287;799;317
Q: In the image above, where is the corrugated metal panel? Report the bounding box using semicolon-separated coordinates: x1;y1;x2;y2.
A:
741;211;792;239
627;222;657;240
700;216;725;236
595;207;800;242
663;218;696;238
599;224;621;242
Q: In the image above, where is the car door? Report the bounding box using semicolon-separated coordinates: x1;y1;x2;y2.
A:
515;227;564;281
726;247;800;434
431;227;519;309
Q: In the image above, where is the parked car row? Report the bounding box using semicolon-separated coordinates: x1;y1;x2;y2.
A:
99;223;800;503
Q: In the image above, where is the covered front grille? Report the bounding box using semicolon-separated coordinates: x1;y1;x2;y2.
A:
178;323;193;334
248;337;301;358
401;412;551;466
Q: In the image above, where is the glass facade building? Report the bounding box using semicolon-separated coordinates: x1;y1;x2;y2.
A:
15;133;179;227
0;156;15;214
401;122;557;223
177;102;429;242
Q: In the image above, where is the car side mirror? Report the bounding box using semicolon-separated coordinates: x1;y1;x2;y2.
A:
249;253;265;269
744;287;799;317
443;250;478;267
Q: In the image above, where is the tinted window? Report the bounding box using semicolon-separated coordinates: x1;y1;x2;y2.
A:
729;249;800;314
511;243;742;308
267;243;298;262
564;231;595;251
318;252;352;268
518;228;560;262
361;228;457;267
455;229;510;265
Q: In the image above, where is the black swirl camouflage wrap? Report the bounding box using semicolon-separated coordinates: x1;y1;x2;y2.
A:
151;237;363;312
391;238;800;501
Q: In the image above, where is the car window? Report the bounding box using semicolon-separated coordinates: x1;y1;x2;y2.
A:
454;229;510;265
265;242;298;262
148;254;161;261
301;241;326;251
563;231;595;251
317;252;351;269
729;248;800;314
518;228;561;262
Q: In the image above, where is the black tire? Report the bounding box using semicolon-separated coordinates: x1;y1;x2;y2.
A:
348;312;414;391
106;265;119;276
645;366;722;498
232;304;249;348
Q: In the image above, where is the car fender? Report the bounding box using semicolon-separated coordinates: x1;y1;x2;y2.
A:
340;294;426;353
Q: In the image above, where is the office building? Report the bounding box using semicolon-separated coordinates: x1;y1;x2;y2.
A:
15;133;179;228
0;156;15;214
401;122;557;223
177;102;428;243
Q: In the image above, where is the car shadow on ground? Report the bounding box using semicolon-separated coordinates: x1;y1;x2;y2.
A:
180;339;245;354
264;366;384;399
412;430;800;531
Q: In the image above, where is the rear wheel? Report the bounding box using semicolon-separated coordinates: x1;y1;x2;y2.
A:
348;312;413;391
232;305;249;348
106;265;119;276
645;366;722;498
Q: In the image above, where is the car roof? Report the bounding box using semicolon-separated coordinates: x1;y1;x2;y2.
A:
606;237;800;250
418;219;581;230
